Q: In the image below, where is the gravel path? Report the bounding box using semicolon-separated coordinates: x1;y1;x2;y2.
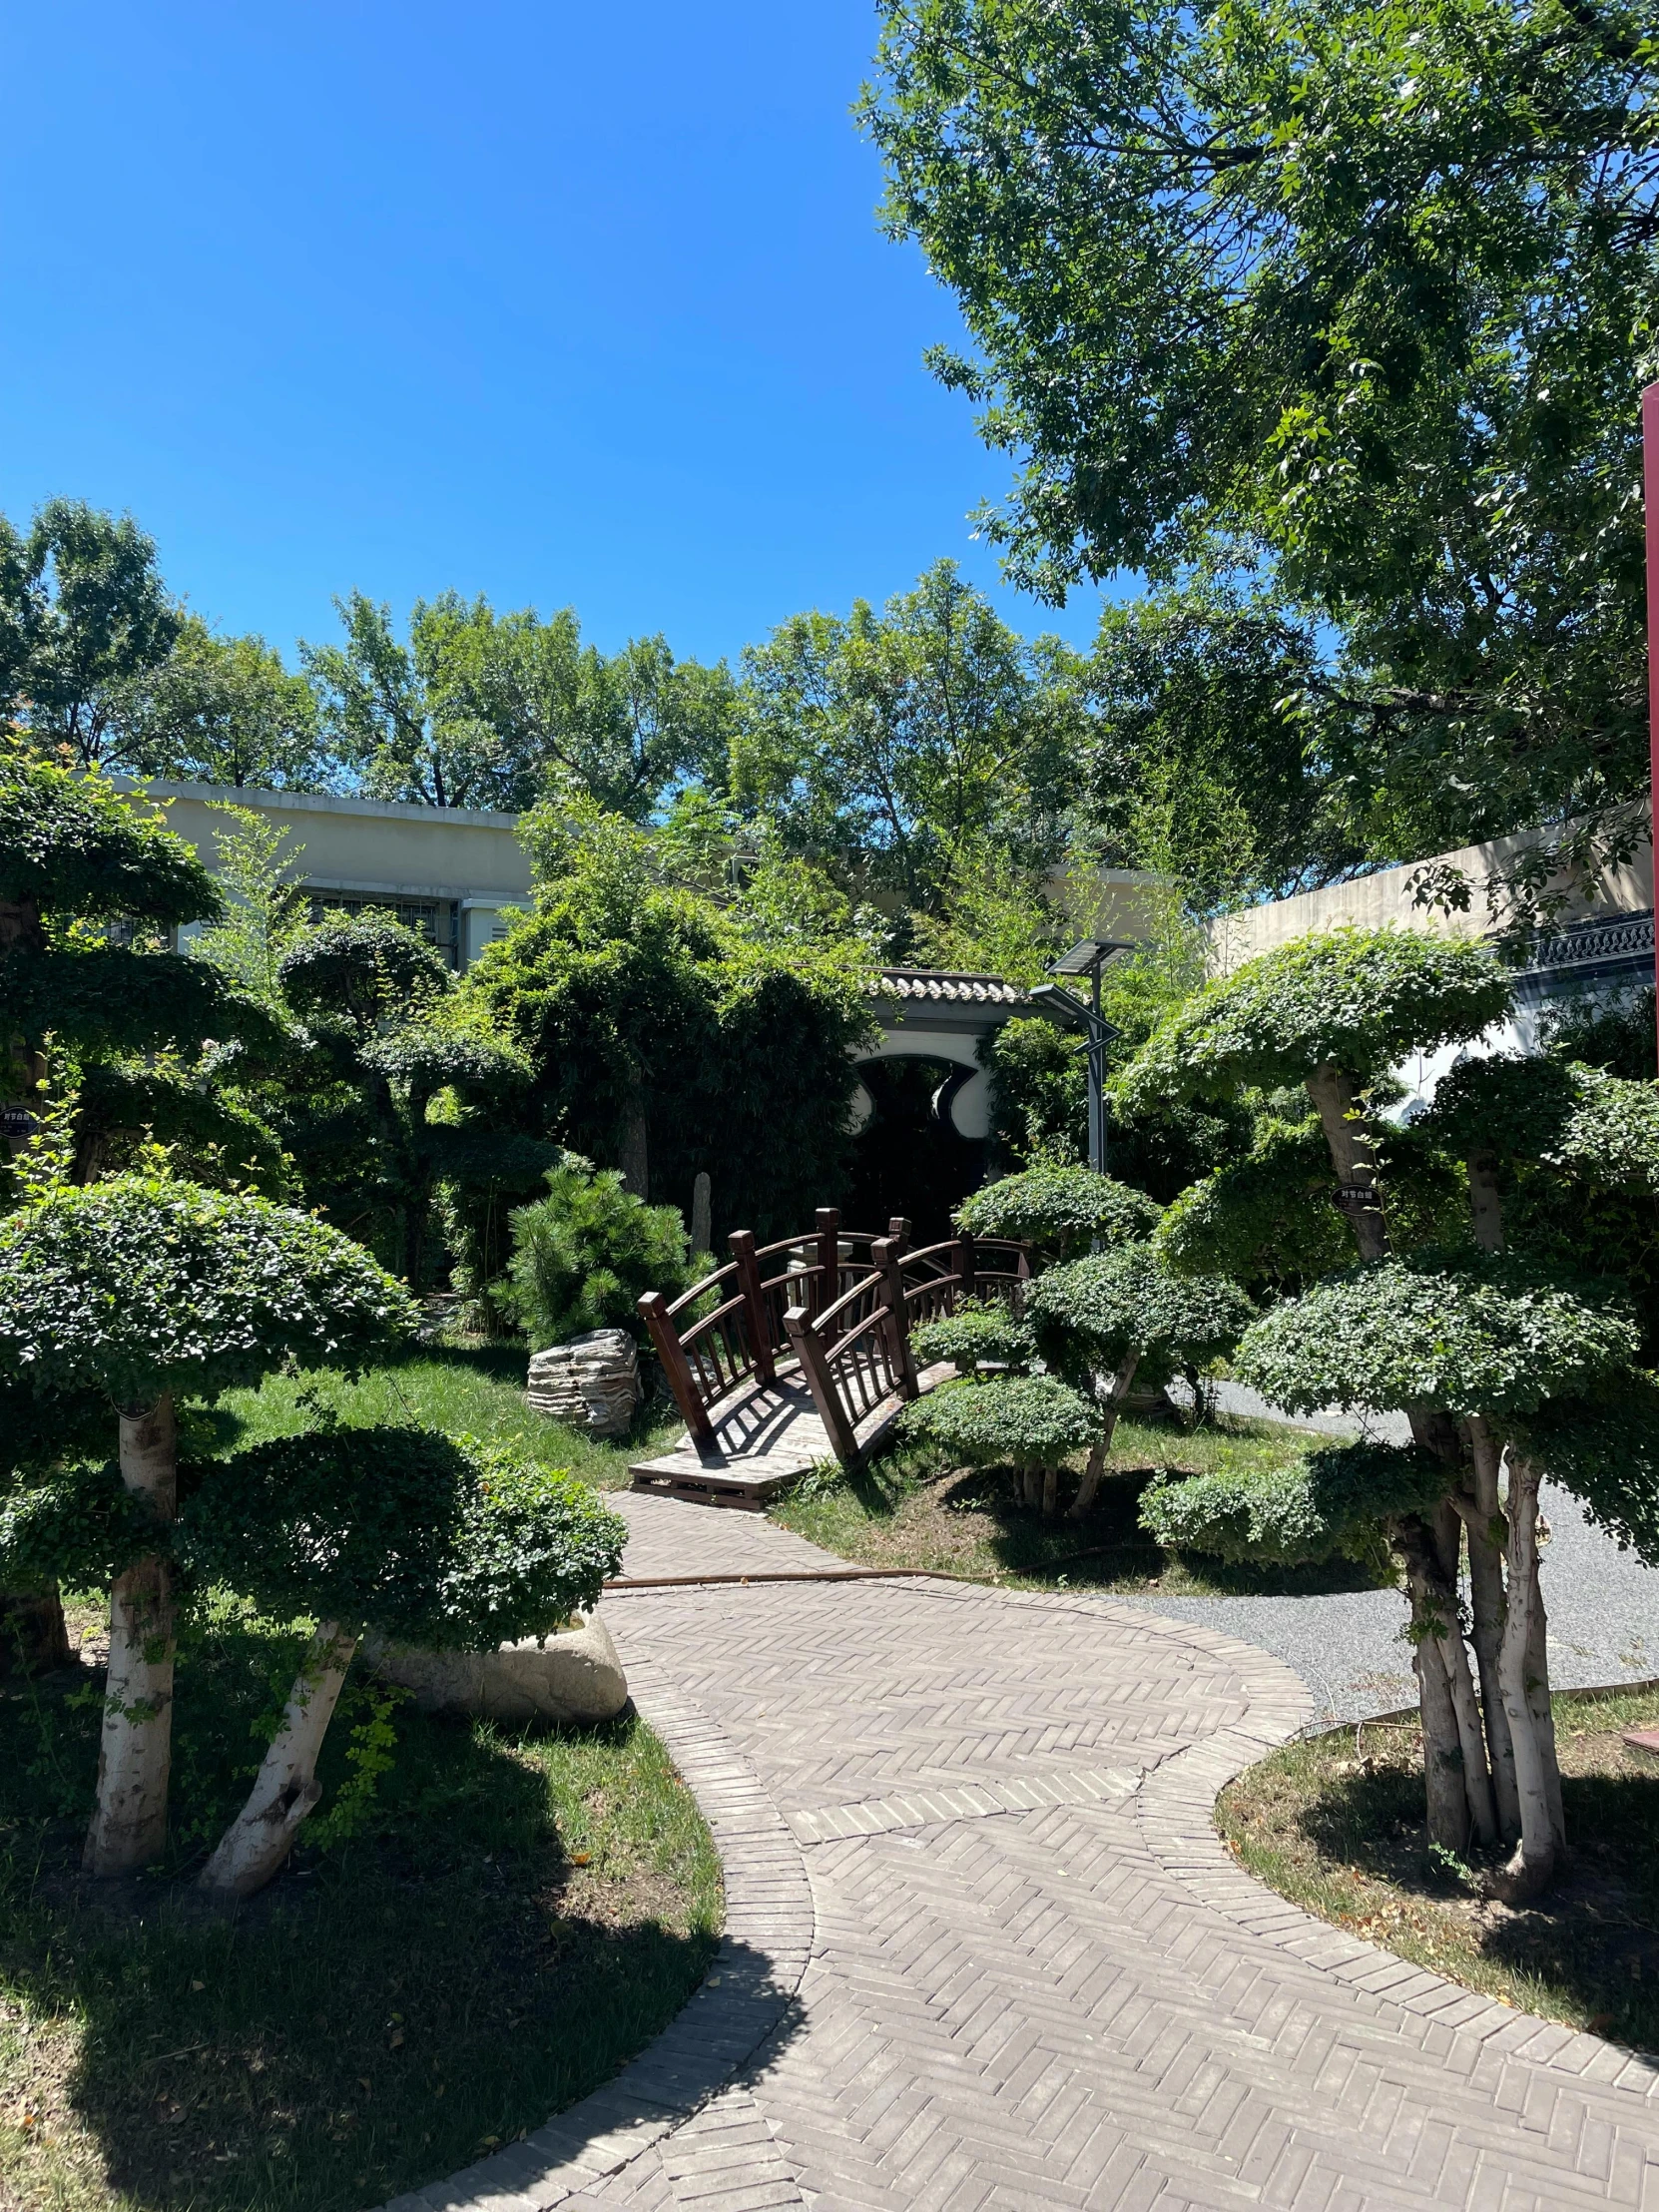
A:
1139;1384;1659;1726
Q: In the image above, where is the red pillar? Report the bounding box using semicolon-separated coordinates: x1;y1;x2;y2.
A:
1646;382;1659;1066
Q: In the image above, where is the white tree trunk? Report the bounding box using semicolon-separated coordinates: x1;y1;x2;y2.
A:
1462;1418;1521;1840
84;1397;178;1876
1066;1351;1140;1518
1524;1554;1565;1849
200;1623;358;1900
1040;1465;1058;1517
1491;1453;1558;1900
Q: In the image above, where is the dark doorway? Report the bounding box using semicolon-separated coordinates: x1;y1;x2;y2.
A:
844;1055;984;1241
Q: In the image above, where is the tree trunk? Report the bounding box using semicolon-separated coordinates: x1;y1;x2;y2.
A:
0;1589;72;1676
1524;1555;1565;1850
84;1397;178;1876
1489;1453;1558;1902
1304;1061;1387;1262
1066;1351;1140;1518
1396;1512;1496;1850
621;1095;649;1200
1040;1465;1059;1517
1466;1153;1505;1254
200;1623;358;1899
1462;1418;1521;1840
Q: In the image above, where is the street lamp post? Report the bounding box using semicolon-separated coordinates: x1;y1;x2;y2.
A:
1029;939;1136;1175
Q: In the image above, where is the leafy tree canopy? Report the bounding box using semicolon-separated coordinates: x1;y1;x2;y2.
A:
0;1174;417;1409
1234;1250;1639;1416
1026;1243;1254;1376
733;560;1085;917
954;1162;1161;1259
1139;1438;1450;1565
1120;927;1512;1103
177;1427;626;1646
113;616;325;792
0;744;219;929
909;1297;1036;1374
0;500;180;765
862;0;1658;871
900;1372;1099;1466
1417;1052;1659;1190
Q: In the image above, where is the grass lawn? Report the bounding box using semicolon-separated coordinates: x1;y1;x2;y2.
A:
211;1342;682;1493
0;1641;721;2212
1217;1686;1659;2052
771;1413;1386;1598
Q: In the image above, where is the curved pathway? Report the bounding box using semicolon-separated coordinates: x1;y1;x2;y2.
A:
390;1498;1659;2212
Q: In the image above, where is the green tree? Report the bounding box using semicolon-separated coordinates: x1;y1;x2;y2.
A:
0;1170;416;1873
270;912;553;1289
463;807;874;1242
1085;585;1365;906
863;0;1659;892
504;1156;691;1347
735;560;1084;921
114;615;324;790
0;500;181;765
175;1426;625;1895
0;745;282;1197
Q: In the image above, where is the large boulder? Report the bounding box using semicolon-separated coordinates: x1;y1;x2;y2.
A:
527;1328;641;1438
364;1612;629;1726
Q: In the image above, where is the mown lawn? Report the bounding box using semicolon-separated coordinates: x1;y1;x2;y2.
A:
771;1412;1385;1597
0;1345;713;2212
212;1342;681;1492
1217;1685;1659;2052
0;1643;720;2212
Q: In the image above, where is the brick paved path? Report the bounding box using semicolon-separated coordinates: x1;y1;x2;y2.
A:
391;1495;1659;2212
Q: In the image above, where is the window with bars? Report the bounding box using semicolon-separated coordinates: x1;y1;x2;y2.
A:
304;890;460;966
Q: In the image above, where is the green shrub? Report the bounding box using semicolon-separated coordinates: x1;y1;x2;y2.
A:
954;1164;1161;1261
1025;1243;1253;1384
179;1427;627;1646
1139;1439;1450;1564
900;1373;1098;1470
909;1298;1035;1374
504;1154;691;1348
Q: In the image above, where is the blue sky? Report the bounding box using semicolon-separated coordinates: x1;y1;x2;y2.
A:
0;3;1112;671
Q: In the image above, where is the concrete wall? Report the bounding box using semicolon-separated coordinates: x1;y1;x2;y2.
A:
126;781;534;964
1206;825;1654;975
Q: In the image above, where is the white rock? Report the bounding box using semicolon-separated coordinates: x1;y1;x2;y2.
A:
364;1612;629;1726
527;1328;641;1437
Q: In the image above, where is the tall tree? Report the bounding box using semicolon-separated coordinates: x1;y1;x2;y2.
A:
735;560;1084;917
114;615;324;790
863;0;1659;892
1085;584;1365;905
0;500;180;765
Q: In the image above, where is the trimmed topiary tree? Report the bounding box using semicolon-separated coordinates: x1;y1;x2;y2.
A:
909;1298;1036;1376
1141;1438;1450;1568
178;1426;626;1897
953;1163;1161;1262
1236;1251;1640;1897
0;1171;416;1874
900;1373;1100;1516
1121;926;1511;1263
1024;1246;1255;1517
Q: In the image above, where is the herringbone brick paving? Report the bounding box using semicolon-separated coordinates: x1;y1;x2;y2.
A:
385;1494;1659;2212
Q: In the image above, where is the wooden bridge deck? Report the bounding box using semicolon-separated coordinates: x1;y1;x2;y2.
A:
630;1359;956;1511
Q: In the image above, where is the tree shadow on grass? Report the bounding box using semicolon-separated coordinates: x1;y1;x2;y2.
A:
0;1672;730;2212
1293;1753;1659;2051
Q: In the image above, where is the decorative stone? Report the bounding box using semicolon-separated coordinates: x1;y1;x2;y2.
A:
364;1613;629;1726
527;1327;640;1437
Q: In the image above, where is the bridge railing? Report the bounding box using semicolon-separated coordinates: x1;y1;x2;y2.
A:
640;1209;1029;1461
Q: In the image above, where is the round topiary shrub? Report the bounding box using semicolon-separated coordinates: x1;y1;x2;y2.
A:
1139;1439;1451;1566
953;1165;1161;1262
909;1299;1035;1376
900;1373;1099;1515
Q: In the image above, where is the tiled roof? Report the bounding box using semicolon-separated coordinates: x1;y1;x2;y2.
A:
874;967;1027;1006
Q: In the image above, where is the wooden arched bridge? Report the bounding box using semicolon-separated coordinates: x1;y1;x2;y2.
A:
631;1208;1030;1508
